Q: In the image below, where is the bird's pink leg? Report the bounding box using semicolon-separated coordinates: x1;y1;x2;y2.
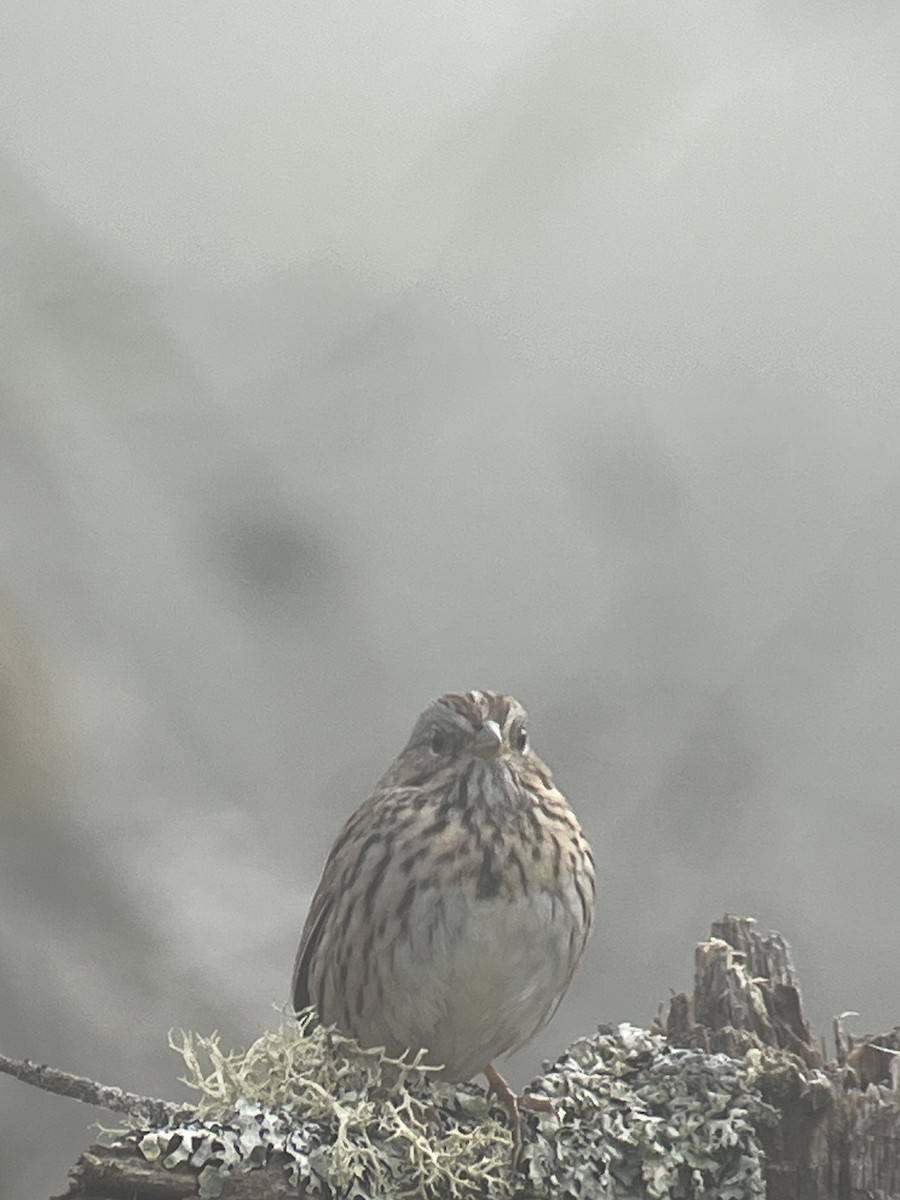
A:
483;1063;553;1164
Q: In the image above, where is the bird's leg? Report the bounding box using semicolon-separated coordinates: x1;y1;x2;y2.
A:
484;1063;523;1163
483;1063;555;1165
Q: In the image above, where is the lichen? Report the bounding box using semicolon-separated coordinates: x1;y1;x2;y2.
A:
134;1018;777;1199
521;1024;777;1199
153;1011;511;1198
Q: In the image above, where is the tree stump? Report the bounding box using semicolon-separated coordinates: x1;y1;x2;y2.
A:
666;915;900;1200
3;915;896;1199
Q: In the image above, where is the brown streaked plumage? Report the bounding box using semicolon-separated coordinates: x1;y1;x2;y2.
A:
291;689;595;1155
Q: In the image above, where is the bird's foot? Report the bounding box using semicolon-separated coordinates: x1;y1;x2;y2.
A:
483;1063;554;1166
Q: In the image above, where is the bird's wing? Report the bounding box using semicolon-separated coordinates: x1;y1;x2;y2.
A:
289;787;390;1012
291;886;335;1011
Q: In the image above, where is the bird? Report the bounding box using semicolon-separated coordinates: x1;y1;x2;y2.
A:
291;689;595;1157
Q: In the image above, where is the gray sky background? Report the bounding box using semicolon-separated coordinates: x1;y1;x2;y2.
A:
2;3;900;1195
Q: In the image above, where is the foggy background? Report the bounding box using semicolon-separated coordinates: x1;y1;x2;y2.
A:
2;2;900;1195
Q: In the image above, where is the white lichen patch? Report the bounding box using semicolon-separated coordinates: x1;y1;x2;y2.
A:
521;1024;777;1199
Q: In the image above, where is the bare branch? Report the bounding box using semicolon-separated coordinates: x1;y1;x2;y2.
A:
0;1052;193;1128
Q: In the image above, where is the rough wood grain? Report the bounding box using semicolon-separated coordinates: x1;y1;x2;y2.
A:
667;915;900;1200
58;1142;298;1199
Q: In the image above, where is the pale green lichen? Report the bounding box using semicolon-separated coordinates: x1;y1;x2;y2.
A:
135;1018;777;1199
156;1010;512;1198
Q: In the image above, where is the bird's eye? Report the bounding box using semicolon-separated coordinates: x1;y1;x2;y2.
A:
515;728;528;752
430;728;448;754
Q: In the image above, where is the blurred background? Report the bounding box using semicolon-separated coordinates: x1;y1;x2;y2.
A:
2;2;900;1194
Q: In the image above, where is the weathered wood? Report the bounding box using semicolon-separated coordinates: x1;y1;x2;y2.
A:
58;1144;201;1200
36;916;900;1199
667;915;900;1200
666;914;818;1065
56;1142;297;1199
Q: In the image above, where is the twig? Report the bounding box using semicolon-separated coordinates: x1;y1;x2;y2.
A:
0;1052;191;1128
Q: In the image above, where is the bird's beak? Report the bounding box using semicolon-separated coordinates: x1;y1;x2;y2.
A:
472;720;502;758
